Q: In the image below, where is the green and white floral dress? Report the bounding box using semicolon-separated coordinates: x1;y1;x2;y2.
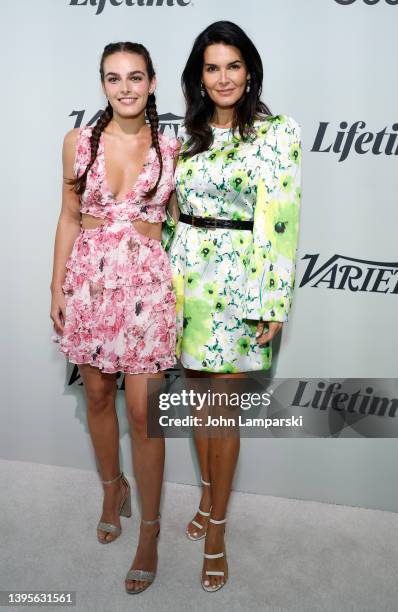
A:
167;114;301;373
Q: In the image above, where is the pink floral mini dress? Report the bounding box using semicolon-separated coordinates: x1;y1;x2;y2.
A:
52;126;178;374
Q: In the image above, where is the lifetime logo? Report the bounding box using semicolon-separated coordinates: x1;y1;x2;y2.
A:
312;121;398;161
70;0;192;15
291;380;398;419
335;0;398;4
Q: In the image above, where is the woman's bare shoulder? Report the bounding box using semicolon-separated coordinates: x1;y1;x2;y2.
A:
64;128;80;146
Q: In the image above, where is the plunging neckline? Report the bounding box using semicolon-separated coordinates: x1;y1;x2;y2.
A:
100;131;154;203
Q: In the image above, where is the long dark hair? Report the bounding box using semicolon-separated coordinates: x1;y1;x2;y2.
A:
71;42;162;197
182;21;272;156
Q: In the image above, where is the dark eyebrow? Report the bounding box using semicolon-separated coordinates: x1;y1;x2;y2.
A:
104;70;145;77
204;60;242;68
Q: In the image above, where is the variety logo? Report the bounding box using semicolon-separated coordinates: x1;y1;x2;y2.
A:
299;254;398;294
70;0;192;15
70;109;183;136
335;0;398;4
311;121;398;161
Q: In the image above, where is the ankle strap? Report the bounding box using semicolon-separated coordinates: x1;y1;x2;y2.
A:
204;552;224;559
201;478;211;486
141;513;161;525
209;517;227;525
101;471;122;485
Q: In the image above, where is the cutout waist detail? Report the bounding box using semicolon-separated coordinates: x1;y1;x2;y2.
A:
81;214;162;242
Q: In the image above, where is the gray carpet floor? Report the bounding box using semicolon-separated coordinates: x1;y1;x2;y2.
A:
1;459;398;612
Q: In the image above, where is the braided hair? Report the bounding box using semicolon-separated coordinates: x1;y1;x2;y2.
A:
70;42;163;198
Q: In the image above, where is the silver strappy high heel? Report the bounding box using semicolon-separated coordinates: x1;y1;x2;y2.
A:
186;478;212;541
125;515;161;595
201;517;228;592
97;472;131;544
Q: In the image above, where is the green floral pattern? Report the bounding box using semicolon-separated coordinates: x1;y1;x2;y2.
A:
167;115;301;372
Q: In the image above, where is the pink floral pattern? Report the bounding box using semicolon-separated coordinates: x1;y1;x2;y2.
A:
52;127;178;374
75;127;177;223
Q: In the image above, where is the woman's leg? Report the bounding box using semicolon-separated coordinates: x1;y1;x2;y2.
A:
79;364;126;543
184;368;212;538
124;372;165;592
202;372;244;589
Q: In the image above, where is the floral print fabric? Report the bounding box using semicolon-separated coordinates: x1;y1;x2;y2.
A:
168;114;301;373
75;127;178;223
52;127;178;374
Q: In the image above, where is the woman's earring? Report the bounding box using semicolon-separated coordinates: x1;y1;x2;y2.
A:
246;79;251;93
200;82;206;98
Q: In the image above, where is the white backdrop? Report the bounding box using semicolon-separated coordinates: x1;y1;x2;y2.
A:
1;0;398;511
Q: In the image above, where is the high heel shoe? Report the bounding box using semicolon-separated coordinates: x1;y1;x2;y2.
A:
125;515;161;595
97;472;131;544
186;478;212;541
201;517;228;593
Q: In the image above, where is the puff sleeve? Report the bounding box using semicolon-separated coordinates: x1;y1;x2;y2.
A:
242;115;302;322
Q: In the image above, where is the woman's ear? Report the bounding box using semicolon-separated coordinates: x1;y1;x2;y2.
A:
149;76;157;95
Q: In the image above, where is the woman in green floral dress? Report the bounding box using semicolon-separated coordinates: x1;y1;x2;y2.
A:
165;21;301;592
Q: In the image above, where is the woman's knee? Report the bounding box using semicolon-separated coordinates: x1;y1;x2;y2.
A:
85;387;115;414
79;366;116;413
126;403;148;434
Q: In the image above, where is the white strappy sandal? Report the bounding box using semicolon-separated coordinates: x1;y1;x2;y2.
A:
186;478;212;541
201;517;228;592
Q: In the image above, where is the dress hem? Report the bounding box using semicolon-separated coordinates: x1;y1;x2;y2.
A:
61;354;177;375
179;360;272;374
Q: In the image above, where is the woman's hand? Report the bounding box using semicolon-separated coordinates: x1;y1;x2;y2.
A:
50;288;66;335
255;321;283;346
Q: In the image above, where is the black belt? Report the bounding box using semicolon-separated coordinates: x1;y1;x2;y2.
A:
179;213;253;231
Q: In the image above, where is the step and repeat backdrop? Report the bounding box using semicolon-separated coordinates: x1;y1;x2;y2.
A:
2;0;397;510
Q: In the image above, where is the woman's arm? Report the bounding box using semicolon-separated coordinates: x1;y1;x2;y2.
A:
161;139;181;251
168;139;182;222
167;191;180;224
243;116;302;345
50;129;81;333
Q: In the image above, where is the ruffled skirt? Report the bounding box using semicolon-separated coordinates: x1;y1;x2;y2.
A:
52;220;177;374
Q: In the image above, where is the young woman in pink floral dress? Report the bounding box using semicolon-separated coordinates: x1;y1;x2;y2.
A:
50;42;178;595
